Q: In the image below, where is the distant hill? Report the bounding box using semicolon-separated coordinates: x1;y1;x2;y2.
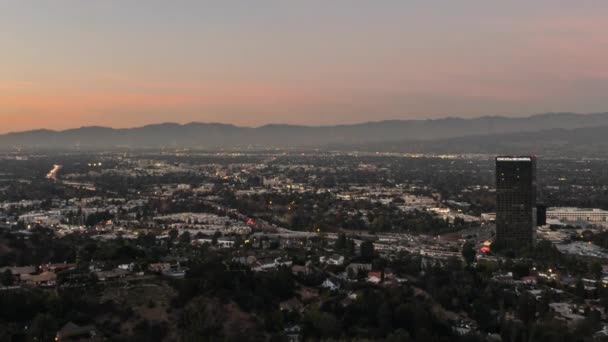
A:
336;125;608;157
0;112;607;153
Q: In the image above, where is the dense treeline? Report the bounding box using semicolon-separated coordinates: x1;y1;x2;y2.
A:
223;189;468;234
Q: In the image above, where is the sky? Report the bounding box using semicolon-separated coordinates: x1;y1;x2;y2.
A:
1;1;608;132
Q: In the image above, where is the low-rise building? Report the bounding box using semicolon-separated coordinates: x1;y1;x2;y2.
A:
548;207;608;223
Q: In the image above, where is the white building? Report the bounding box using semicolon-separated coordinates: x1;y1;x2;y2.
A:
547;207;608;223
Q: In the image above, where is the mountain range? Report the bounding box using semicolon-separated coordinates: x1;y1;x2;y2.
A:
1;112;608;156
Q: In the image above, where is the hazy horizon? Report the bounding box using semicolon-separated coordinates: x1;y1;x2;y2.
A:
2;111;604;134
2;1;608;132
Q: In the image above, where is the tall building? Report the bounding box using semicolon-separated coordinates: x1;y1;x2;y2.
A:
495;156;537;250
536;204;547;226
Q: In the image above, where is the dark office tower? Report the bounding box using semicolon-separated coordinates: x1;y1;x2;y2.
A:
495;156;537;250
536;204;547;226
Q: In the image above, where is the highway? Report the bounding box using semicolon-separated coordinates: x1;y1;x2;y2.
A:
46;164;62;181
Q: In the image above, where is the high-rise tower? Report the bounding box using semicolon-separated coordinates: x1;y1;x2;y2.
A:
495;156;537;250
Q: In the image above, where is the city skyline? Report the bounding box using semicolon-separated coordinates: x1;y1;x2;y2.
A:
3;3;608;340
2;1;608;132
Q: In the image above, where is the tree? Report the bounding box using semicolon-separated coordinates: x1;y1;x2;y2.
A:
263;310;284;332
346;239;355;256
512;262;531;279
85;210;114;227
336;233;355;256
462;241;476;266
590;262;603;281
212;231;221;246
574;315;602;337
27;313;58;342
132;321;168;342
516;293;537;325
472;299;496;332
179;231;191;245
233;235;243;249
377;302;393;336
1;270;13;287
360;240;375;261
371;214;390;232
335;233;347;250
302;311;340;339
385;329;412;342
575;278;586;299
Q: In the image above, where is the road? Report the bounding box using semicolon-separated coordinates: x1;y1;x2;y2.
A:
46;164;62;181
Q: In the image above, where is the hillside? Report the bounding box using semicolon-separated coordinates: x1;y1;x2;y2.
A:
0;112;607;152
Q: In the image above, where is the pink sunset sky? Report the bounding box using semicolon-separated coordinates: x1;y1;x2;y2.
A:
1;1;608;132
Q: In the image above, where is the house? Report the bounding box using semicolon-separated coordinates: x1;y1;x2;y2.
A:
346;263;372;278
162;264;188;279
321;279;340;291
340;292;359;307
280;298;304;312
346;263;372;274
320;254;344;266
0;266;36;281
40;263;77;273
118;263;135;271
549;302;586;325
453;320;477;336
521;275;538;285
594;325;608;339
528;289;544;300
233;255;258;266
252;257;293;272
94;268;129;282
56;322;100;341
297;287;320;302
20;271;57;287
148;263;171;273
284;325;302;342
367;271;383;284
493;272;514;284
291;265;311;276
